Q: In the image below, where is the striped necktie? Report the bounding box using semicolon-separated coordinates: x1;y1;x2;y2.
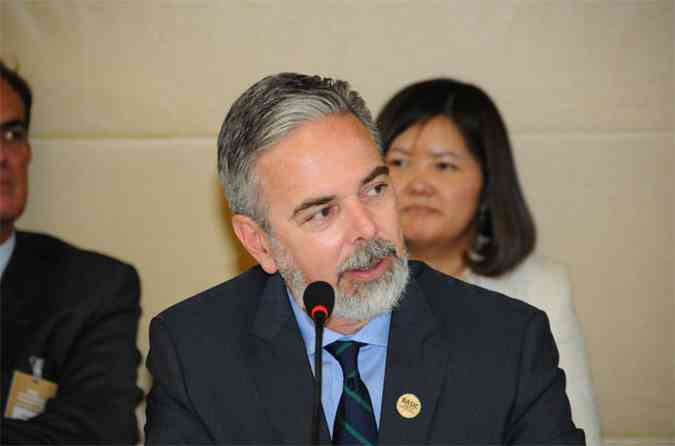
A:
325;341;378;446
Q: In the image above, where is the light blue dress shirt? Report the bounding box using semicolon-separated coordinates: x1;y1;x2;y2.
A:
0;230;16;279
287;291;390;435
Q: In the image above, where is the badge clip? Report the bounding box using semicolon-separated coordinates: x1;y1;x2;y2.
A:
29;356;44;381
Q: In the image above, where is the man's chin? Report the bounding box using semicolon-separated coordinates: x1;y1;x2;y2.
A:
331;255;409;321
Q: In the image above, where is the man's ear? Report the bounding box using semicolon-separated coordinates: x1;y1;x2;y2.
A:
231;214;278;274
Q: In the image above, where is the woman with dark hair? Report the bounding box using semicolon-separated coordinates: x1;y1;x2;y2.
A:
378;78;602;444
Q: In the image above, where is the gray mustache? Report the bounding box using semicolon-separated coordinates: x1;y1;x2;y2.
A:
338;239;397;273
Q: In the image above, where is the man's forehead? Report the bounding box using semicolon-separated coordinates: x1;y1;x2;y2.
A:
254;114;384;208
258;150;384;195
0;79;26;123
258;114;379;164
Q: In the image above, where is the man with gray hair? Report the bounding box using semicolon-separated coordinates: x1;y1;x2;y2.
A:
145;73;585;445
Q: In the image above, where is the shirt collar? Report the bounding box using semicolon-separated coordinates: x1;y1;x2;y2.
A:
287;286;391;355
0;230;16;279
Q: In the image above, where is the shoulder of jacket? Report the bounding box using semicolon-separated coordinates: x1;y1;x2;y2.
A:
414;260;544;324
16;229;136;273
156;265;270;325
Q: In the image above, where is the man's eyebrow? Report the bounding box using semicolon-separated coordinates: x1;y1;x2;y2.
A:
289;166;389;221
291;195;336;220
0;119;26;130
360;165;389;187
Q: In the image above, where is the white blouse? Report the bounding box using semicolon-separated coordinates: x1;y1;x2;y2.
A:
463;254;603;446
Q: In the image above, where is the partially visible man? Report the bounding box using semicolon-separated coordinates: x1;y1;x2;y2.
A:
0;61;142;444
145;73;585;445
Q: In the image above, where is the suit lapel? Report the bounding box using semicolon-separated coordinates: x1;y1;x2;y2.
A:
1;232;51;405
379;272;450;445
2;232;49;349
2;232;46;318
248;274;331;445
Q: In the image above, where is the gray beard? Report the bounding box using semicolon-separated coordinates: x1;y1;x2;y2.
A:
269;236;410;322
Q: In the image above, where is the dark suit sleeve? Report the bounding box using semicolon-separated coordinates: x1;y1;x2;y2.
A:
2;263;143;445
145;316;212;445
505;311;586;445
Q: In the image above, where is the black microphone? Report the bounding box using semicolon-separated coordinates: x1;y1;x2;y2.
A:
303;281;335;446
304;281;335;326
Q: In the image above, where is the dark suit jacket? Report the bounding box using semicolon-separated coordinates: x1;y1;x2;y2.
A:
145;261;585;445
1;230;143;445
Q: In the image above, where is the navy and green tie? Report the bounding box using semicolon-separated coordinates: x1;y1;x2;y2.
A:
325;341;378;446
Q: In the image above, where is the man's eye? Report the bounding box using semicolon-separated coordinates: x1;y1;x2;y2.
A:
306;206;334;223
365;182;388;197
3;126;27;143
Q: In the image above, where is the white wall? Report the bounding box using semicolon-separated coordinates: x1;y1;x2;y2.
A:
1;0;673;437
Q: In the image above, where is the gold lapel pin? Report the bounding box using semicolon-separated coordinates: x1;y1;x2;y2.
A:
396;393;421;419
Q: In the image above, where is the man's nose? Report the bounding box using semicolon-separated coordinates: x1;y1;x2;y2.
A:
0;142;9;165
346;200;377;244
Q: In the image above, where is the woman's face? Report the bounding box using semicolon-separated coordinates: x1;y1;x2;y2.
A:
384;115;483;252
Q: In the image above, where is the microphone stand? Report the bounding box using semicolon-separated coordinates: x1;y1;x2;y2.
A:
311;316;325;446
303;281;334;446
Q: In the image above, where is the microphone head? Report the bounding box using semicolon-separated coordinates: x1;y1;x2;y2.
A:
303;281;335;325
